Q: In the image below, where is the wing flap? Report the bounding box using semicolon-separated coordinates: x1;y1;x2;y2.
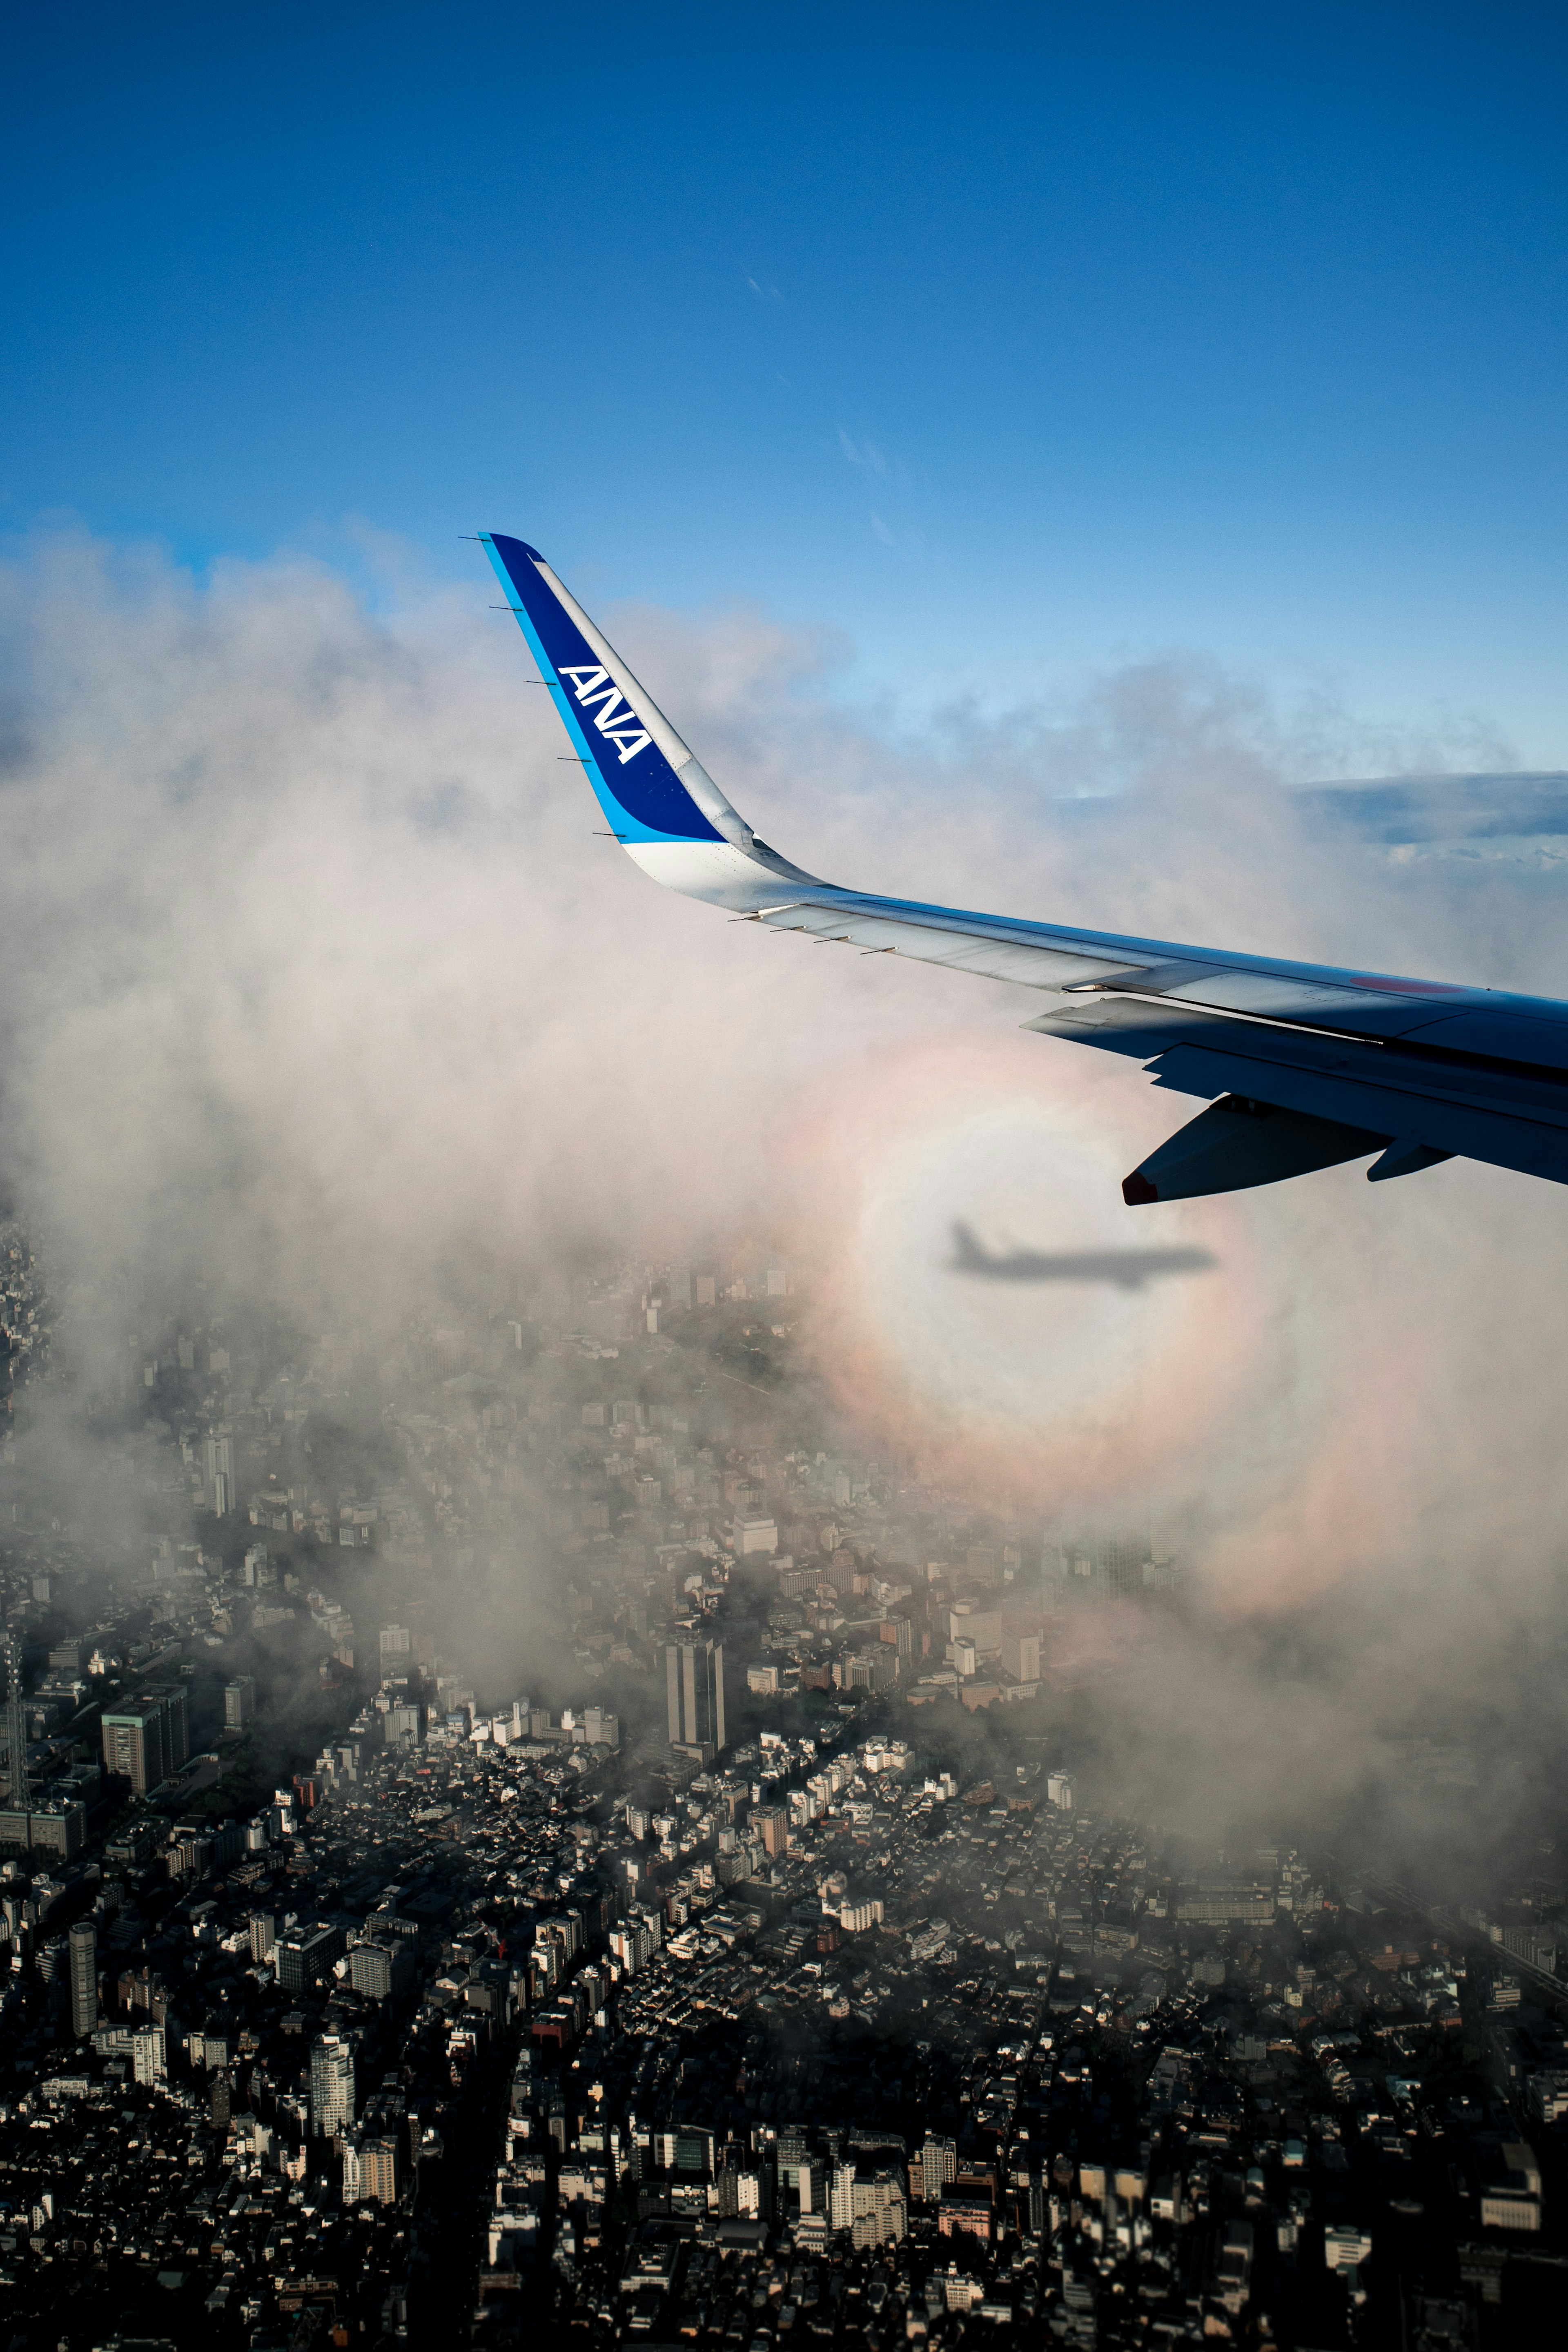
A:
1146;1041;1568;1186
1123;1096;1389;1204
1398;1010;1568;1071
1158;972;1435;1025
1022;995;1235;1059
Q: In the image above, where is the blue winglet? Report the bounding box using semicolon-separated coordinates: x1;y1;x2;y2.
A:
482;533;724;845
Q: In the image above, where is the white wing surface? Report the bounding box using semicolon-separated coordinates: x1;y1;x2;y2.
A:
481;532;1568;1201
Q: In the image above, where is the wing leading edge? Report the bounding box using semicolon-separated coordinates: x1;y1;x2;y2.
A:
481;532;1568;1200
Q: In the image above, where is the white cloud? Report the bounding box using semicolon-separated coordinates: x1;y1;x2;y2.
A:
4;528;1566;1851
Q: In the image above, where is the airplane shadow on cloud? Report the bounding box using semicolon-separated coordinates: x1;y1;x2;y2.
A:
949;1221;1217;1292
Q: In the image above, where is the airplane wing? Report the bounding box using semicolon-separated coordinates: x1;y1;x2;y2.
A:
481;532;1568;1202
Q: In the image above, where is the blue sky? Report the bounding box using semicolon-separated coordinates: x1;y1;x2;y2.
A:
5;2;1567;758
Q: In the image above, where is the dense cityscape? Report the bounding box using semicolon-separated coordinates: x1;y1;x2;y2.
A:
2;1223;1566;2350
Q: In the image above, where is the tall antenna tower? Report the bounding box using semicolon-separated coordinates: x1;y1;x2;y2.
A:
2;1631;27;1813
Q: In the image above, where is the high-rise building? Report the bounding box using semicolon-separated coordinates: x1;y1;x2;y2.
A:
343;2133;399;2205
277;1924;344;1992
101;1699;167;1794
362;2136;399;2205
224;1677;256;1729
309;2033;356;2139
824;1551;858;1596
132;2024;167;2084
204;1431;235;1517
918;2135;958;2201
68;1918;98;2038
965;1544;1000;1590
849;2171;908;2248
1000;1624;1041;1682
773;2127;807;2196
2;1633;27;1808
796;2158;828;2215
1074;1533;1145;1603
753;1805;788;1858
664;1638;727;1762
348;1942;394;2000
101;1688;189;1794
379;1624;412;1669
879;1616;913;1663
162;1686;189;1775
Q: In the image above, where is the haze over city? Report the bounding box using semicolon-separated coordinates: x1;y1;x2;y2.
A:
2;7;1567;2349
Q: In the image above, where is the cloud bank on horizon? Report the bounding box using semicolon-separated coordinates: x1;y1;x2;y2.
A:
2;528;1566;1850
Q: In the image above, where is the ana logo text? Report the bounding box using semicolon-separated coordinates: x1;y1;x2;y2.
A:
559;666;652;766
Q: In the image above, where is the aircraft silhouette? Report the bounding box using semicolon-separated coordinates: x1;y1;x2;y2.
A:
949;1221;1215;1290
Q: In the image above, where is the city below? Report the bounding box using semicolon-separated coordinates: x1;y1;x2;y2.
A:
0;1226;1564;2350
